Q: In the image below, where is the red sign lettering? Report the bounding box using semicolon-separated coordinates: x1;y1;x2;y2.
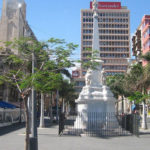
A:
90;2;121;9
72;71;80;78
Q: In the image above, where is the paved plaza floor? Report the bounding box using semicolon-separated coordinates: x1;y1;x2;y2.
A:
0;124;150;150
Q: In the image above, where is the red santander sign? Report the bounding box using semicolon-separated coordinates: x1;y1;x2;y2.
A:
72;71;80;78
90;2;121;9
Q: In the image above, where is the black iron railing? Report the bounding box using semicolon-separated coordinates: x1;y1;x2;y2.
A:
59;112;139;137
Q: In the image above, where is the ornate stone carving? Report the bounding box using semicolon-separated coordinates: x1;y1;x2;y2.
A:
92;0;98;17
101;68;105;84
92;0;98;11
85;69;92;86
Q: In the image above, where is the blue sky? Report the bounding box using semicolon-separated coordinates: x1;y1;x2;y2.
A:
0;0;150;60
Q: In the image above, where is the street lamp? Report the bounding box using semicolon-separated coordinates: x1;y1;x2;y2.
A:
30;51;38;150
18;3;38;150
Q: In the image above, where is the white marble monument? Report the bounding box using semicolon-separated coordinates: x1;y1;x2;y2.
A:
74;0;117;129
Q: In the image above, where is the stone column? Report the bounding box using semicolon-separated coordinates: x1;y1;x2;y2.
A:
40;93;45;128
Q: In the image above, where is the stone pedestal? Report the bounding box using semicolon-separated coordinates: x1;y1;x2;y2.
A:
74;80;118;129
74;0;118;130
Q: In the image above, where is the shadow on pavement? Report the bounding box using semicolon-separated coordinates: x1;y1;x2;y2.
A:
0;122;25;136
139;132;150;135
0;118;58;136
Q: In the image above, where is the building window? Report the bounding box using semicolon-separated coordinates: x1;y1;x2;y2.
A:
82;71;86;76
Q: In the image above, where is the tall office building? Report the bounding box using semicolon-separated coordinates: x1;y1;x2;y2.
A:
81;1;130;76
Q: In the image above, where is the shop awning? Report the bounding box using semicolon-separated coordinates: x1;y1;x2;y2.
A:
0;101;18;109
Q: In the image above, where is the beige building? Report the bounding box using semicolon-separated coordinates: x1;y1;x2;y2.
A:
81;1;130;76
0;0;36;54
73;1;130;95
0;0;36;101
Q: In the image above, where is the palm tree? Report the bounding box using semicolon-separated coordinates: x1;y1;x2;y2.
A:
142;52;150;62
125;60;150;129
140;52;150;129
106;74;127;114
142;52;150;89
124;63;144;92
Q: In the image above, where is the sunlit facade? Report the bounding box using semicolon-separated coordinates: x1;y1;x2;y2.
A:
81;2;130;76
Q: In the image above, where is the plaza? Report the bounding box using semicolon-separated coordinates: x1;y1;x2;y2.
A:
0;123;150;150
0;0;150;150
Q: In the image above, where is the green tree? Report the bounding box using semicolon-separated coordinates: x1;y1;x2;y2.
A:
79;48;101;70
106;74;128;113
124;63;144;93
106;74;126;98
59;80;77;113
0;37;78;150
141;52;150;91
142;52;150;62
0;38;48;150
128;91;150;104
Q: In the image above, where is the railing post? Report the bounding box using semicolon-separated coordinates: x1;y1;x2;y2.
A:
130;114;132;134
133;114;135;134
124;114;126;135
135;113;139;137
58;112;65;136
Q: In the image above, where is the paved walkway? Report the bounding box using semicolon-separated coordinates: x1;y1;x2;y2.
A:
0;124;150;150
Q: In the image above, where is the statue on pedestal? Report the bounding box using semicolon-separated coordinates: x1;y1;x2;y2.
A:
85;69;92;86
92;0;98;17
92;0;98;11
101;68;105;84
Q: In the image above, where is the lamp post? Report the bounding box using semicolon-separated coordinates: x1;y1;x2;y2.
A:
30;52;38;150
18;3;38;149
39;93;45;128
141;100;148;129
56;90;59;122
19;97;23;123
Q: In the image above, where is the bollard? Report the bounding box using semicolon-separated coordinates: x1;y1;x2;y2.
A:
29;137;38;150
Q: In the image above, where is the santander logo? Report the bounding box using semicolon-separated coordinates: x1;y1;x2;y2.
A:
90;2;121;9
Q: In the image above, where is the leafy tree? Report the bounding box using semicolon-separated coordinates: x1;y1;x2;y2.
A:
78;48;101;70
128;91;150;104
142;52;150;62
0;37;78;150
59;80;77;112
124;63;144;93
141;52;150;92
0;38;48;150
106;74;126;98
106;74;128;113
